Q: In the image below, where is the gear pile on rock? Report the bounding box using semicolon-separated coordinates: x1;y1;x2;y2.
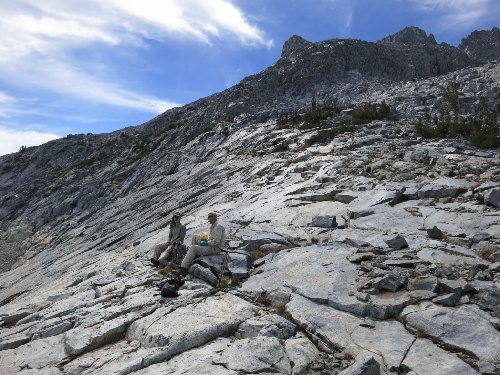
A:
0;27;499;374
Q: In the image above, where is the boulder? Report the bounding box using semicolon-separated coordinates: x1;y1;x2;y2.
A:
432;292;461;306
438;278;466;294
485;188;500;208
408;276;438;292
417;178;472;199
472;232;491;243
228;252;251;278
372;273;407;292
345;238;371;248
310;215;337;228
468;281;500;313
349;252;375;263
427;226;443;239
384;235;408;250
339;356;380;375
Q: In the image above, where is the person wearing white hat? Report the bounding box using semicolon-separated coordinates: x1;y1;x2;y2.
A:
179;212;225;273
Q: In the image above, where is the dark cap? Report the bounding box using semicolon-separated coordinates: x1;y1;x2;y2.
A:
172;212;182;218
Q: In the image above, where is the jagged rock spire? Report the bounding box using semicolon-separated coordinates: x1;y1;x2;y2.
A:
281;35;311;59
378;26;437;46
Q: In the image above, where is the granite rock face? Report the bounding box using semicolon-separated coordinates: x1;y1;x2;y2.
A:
0;27;499;375
460;27;500;63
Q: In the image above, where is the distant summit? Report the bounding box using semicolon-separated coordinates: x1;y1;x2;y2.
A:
378;26;437;46
281;35;311;59
460;27;500;63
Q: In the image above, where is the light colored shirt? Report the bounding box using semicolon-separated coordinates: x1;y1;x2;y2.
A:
208;221;225;249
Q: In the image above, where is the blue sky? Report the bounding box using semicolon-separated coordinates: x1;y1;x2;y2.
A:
0;0;499;156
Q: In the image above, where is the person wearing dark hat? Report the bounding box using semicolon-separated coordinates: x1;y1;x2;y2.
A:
150;212;186;267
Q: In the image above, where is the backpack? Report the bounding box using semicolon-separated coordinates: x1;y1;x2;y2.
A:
161;283;178;298
159;276;185;298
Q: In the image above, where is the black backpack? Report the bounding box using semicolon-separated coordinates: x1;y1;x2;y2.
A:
159;276;185;298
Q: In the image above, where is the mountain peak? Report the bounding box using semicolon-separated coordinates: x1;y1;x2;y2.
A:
378;26;437;46
460;27;500;63
281;35;311;59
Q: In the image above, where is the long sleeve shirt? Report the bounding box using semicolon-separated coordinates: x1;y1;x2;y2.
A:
208;221;225;249
168;224;186;243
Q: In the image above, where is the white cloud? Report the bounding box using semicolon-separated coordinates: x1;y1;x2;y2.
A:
325;0;355;36
0;126;61;156
106;0;272;46
404;0;495;30
0;0;271;115
1;58;179;113
0;91;16;104
0;91;18;118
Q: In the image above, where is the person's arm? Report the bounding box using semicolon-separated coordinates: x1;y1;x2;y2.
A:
179;225;187;243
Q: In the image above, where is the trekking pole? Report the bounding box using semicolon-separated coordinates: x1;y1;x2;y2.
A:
216;252;229;288
171;242;178;264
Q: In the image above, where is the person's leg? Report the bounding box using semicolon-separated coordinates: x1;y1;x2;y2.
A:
152;243;169;260
181;245;220;269
204;245;221;256
158;245;174;266
181;245;203;269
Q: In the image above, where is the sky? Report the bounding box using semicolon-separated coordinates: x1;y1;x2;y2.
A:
0;0;499;156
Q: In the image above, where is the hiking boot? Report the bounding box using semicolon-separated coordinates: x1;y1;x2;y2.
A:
150;258;160;267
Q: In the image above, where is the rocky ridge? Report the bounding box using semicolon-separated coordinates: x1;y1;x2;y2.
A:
460;27;500;63
378;26;438;46
0;27;499;374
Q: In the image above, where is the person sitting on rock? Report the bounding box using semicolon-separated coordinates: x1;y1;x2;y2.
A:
179;212;225;273
150;212;186;267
